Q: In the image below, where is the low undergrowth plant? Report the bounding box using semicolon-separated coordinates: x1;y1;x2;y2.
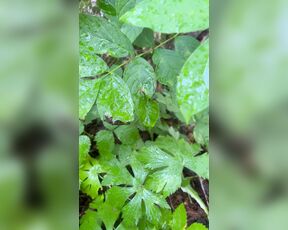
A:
79;0;209;229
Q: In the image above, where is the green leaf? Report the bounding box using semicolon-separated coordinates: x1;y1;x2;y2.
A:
95;130;115;159
115;0;136;17
114;124;140;145
138;144;183;195
97;0;116;16
177;40;209;124
102;159;169;226
80;159;103;198
185;153;209;179
121;24;143;43
120;0;209;33
135;95;159;128
123;57;156;99
97;74;134;122
80;13;133;58
80;210;102;230
97;186;131;230
79;120;84;135
193;109;209;146
138;136;204;195
79;135;91;167
134;28;154;48
79;47;108;77
175;35;200;59
171;203;187;230
186;223;208;230
152;48;185;87
79;78;100;120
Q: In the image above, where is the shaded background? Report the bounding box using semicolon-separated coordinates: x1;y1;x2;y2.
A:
211;0;288;229
0;0;78;229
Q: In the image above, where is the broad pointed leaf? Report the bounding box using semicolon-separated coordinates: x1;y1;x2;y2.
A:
79;78;100;120
123;57;156;99
177;40;209;123
135;95;159;128
80;13;133;57
97;74;134;122
152;48;185;87
171;203;187;230
175;35;200;59
120;0;209;33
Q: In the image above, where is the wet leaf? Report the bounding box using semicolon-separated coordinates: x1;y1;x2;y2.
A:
187;223;208;230
134;28;154;48
171;203;187;230
80;13;133;57
152;48;185;87
135;95;159;128
79;135;91;167
121;24;143;43
123;57;156;99
97;74;134;122
120;0;209;33
79;47;108;77
175;35;200;59
177;40;209;124
79;78;100;120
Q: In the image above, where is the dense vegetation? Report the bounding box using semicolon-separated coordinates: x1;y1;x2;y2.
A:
79;0;209;229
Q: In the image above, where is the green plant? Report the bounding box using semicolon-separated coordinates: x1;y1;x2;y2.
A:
79;0;209;229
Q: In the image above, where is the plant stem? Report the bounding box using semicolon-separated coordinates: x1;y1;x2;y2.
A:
101;33;179;79
181;184;208;215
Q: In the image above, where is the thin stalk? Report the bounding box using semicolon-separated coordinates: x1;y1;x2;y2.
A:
181;183;208;215
100;33;179;79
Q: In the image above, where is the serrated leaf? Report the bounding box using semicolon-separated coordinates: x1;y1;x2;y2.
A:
80;210;102;230
95;130;115;159
177;40;209;124
97;74;134;122
138;145;182;195
79;135;91;167
152;48;185;87
97;186;131;230
80;159;103;198
120;0;209;33
114;124;140;145
123;57;156;99
171;203;187;230
186;223;208;230
185;153;209;179
102;159;169;226
80;13;133;58
135;95;159;128
138;136;207;195
134;28;154;48
79;78;100;120
175;35;200;59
